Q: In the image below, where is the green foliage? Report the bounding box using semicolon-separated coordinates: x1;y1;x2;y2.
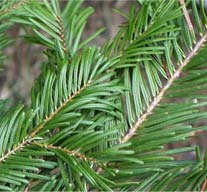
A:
1;0;207;191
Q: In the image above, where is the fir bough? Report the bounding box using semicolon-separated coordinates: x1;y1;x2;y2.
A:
1;0;207;191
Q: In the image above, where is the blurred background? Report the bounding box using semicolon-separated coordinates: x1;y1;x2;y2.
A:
0;0;206;160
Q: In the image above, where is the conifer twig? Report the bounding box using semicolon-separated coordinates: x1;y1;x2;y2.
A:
179;0;194;31
201;178;207;191
56;15;68;54
56;14;72;62
0;0;28;15
34;142;98;163
121;32;207;143
0;81;92;163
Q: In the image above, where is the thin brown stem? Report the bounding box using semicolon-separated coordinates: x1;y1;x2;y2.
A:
34;142;97;163
56;15;68;54
179;0;194;31
201;178;207;191
121;32;207;144
0;138;30;162
0;0;28;15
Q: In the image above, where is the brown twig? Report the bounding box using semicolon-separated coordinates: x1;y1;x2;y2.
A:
23;184;30;192
34;142;98;163
179;0;194;31
201;178;207;191
0;138;30;162
56;15;68;54
56;14;73;63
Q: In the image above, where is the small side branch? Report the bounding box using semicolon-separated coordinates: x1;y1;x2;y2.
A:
0;81;92;163
201;178;207;191
34;142;97;163
0;0;28;15
179;0;194;31
56;15;68;53
56;14;72;62
0;138;30;163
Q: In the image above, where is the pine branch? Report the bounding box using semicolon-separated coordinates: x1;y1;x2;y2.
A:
121;32;207;143
0;42;124;190
0;81;92;163
1;1;207;190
